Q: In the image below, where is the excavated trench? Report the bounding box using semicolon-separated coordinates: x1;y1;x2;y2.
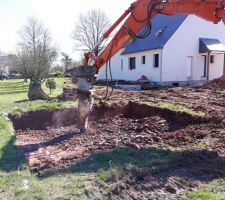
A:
8;101;207;172
9;108;78;131
9;101;204;132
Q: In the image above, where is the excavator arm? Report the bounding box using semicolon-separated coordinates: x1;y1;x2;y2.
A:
84;0;225;69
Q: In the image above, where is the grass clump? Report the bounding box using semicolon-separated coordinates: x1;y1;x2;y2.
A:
187;189;214;200
196;140;210;149
219;129;225;135
11;100;76;116
186;179;225;200
156;102;205;117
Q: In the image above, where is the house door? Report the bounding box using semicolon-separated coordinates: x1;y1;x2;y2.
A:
186;56;193;80
201;55;207;79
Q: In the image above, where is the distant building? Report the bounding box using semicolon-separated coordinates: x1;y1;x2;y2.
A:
98;14;225;86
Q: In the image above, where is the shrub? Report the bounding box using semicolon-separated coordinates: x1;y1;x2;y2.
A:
45;78;56;94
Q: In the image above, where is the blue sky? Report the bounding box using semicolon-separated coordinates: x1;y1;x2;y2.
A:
0;0;134;60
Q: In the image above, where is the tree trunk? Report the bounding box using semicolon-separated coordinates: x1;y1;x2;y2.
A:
0;71;3;81
28;80;50;101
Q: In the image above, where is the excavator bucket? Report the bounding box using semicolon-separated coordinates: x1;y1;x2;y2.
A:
70;65;97;90
69;65;97;132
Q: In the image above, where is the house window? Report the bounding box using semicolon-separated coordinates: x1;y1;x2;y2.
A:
210;55;214;64
121;59;123;71
129;57;136;70
153;54;159;68
142;56;146;64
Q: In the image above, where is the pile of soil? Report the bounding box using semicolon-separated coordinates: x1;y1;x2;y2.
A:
57;87;77;101
203;75;225;89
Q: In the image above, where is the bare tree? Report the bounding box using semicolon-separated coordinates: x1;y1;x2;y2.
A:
61;52;73;72
12;17;57;100
72;9;111;56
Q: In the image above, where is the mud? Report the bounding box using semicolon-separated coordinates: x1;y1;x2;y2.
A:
10;86;225;199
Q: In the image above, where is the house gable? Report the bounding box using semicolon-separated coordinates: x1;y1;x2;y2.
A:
122;14;188;55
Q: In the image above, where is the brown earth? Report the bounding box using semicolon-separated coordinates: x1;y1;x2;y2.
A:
203;75;225;89
9;86;225;199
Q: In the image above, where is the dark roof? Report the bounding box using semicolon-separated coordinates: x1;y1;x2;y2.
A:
199;38;225;53
122;14;188;55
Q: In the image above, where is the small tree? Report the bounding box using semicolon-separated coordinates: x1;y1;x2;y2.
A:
46;78;56;95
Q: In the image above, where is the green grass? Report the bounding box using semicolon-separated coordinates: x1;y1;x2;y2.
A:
186;179;225;200
0;78;76;114
196;139;211;149
135;101;206;118
156;102;206;117
187;189;214;200
0;116;19;171
9;100;76;116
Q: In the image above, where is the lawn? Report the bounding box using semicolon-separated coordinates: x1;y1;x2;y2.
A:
0;78;76;114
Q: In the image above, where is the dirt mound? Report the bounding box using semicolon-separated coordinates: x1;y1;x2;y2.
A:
57;88;78;101
203;75;225;89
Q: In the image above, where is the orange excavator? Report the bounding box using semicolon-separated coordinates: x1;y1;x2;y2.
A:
73;0;225;131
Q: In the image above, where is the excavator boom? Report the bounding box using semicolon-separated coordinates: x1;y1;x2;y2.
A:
84;0;225;69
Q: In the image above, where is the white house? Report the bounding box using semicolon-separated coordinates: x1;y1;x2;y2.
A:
98;14;225;86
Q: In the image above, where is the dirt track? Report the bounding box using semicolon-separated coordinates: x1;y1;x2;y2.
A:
10;86;225;199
